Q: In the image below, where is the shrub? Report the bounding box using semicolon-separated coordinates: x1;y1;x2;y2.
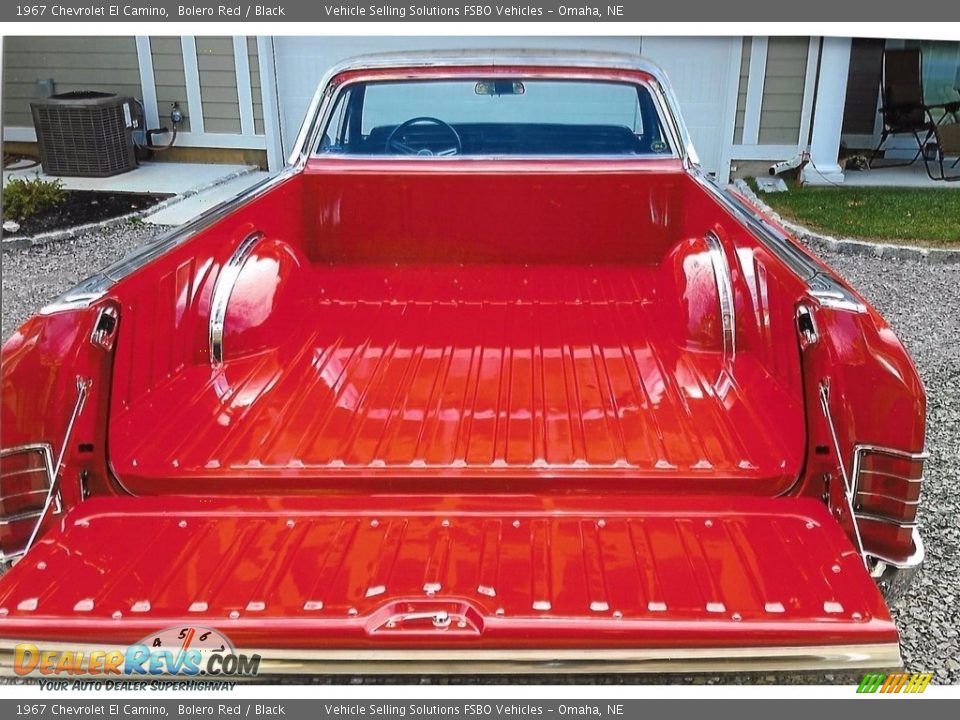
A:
3;175;65;222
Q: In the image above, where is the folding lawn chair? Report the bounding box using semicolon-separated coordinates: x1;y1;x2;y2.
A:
923;121;960;181
943;65;960;123
870;49;940;168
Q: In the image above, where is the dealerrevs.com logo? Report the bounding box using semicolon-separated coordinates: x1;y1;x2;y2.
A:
857;672;933;694
15;626;260;679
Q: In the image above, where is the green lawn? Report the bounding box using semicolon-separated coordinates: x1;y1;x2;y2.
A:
749;181;960;247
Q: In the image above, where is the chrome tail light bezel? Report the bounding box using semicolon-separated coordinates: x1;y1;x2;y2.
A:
0;443;60;570
852;444;928;602
852;444;927;527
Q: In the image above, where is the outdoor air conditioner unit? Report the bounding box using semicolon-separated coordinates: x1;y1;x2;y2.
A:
31;92;137;177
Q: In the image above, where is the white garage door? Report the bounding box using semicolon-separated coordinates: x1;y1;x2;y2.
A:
271;36;736;176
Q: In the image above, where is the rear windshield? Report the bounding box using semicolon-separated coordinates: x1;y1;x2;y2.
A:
315;79;673;158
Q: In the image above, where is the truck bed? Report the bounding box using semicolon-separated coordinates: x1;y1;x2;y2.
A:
0;61;921;676
109;263;804;494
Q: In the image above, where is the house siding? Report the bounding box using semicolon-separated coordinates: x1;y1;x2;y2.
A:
733;37;751;145
2;36;140;128
757;36;809;145
248;37;265;135
151;36;192;133
196;36;241;134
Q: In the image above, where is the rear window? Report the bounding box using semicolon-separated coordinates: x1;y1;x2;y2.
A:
315;79;673;158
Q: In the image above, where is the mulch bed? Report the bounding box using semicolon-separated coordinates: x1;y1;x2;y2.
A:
7;189;171;236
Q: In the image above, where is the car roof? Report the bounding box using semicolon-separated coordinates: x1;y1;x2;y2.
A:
327;49;669;80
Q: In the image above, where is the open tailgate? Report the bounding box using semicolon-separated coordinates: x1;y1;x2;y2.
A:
0;495;899;674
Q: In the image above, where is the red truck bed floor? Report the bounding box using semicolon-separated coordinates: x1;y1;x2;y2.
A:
109;265;804;494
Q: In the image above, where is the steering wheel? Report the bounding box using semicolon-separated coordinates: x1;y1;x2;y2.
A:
386;117;462;157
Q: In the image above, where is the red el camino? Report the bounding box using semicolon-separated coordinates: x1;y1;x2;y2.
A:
0;51;926;676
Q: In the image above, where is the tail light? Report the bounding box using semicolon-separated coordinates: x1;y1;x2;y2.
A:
0;444;59;569
852;445;926;563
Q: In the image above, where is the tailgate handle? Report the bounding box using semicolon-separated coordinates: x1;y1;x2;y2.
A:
368;601;483;634
387;610;452;629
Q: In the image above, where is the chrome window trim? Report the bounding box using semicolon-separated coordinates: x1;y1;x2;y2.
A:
209;232;265;368
705;231;736;362
291;50;695;168
308;73;680;163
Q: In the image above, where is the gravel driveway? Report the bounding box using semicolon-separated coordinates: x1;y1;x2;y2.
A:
1;224;957;684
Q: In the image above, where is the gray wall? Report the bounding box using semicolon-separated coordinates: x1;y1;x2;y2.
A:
733;36;812;148
150;36;191;132
248;37;264;135
3;36;140;127
2;35;259;138
734;37;751;144
196;36;241;134
758;37;809;144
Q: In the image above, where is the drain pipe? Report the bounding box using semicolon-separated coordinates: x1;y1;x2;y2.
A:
769;152;809;176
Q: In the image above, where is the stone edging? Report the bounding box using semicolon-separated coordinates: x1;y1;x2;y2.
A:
732;178;960;265
1;166;259;251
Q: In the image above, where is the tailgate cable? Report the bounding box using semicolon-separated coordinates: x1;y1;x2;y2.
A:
819;380;868;569
23;376;91;557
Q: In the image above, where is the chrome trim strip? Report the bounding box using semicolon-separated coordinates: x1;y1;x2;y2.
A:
291;49;695;168
852;444;929;477
807;275;868;314
692;171;819;281
691;171;867;313
209;232;265;368
39;172;295;315
705;231;736;362
0;641;902;676
0;510;44;527
855;511;918;528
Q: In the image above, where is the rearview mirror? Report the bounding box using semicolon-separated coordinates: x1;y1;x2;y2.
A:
475;80;525;96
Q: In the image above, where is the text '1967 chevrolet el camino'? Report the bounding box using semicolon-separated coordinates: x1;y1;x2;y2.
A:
0;50;926;676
